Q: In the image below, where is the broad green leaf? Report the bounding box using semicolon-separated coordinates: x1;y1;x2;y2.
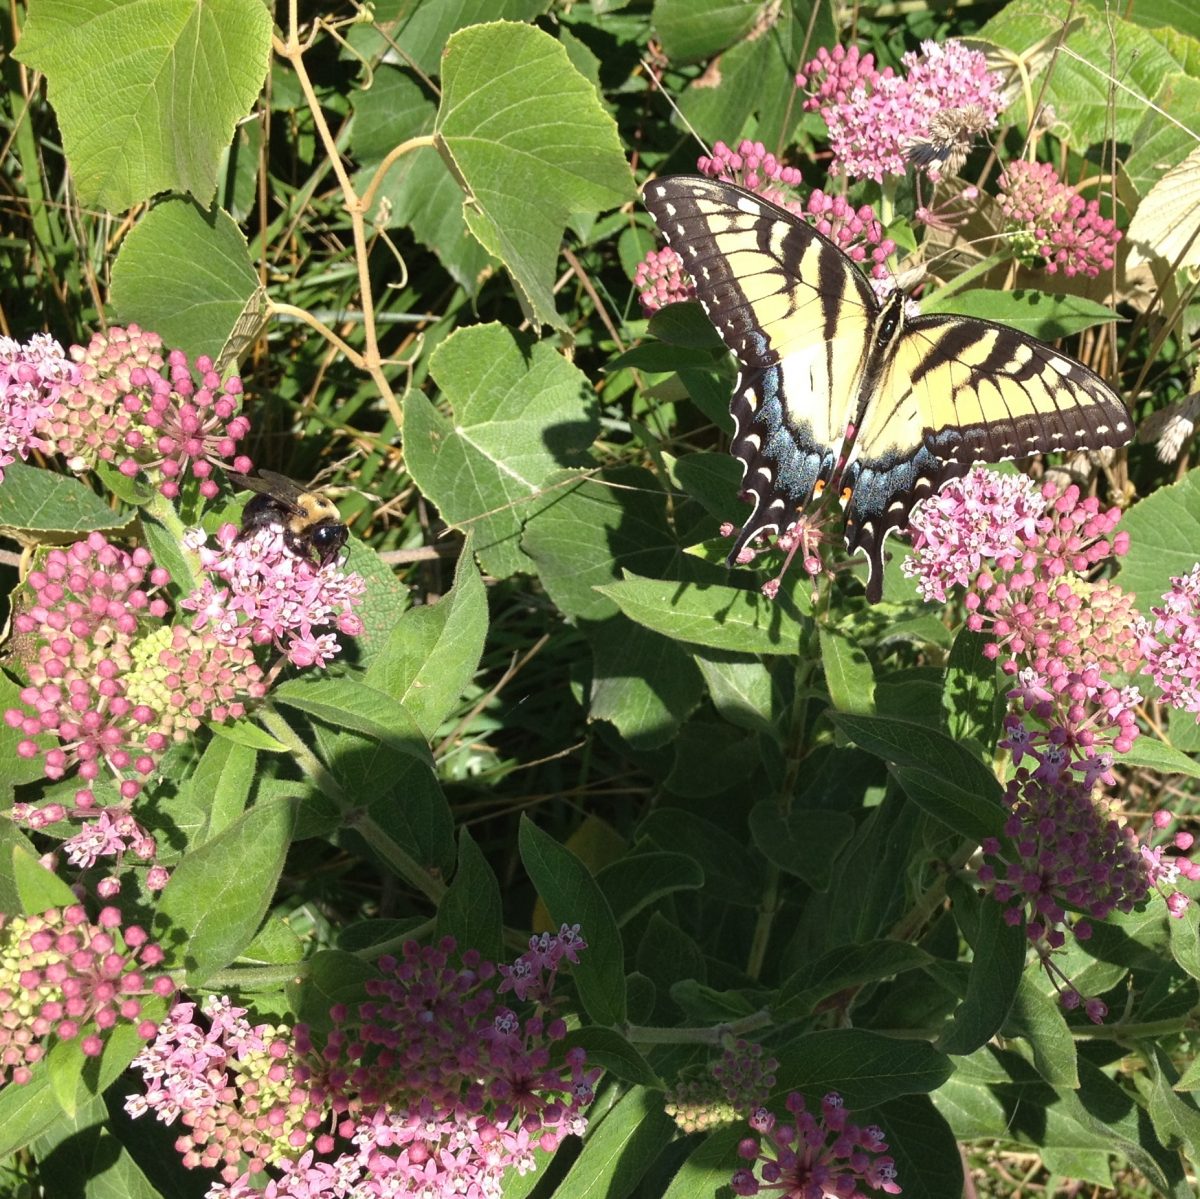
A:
665;719;759;797
0;1069;59;1159
647;302;728;352
1119;736;1200;779
588;617;705;750
1169;903;1200;980
34;1106;160;1199
690;646;779;737
1040;1149;1113;1188
364;542;486;740
661;1126;744;1199
921;287;1119;337
186;735;256;841
347;0;550;77
774;1029;953;1107
46;1033;86;1118
597;572;810;652
111;198;262;363
519;816;626;1026
155;796;296;982
636;912;706;1011
405;323;599;578
652;0;761;61
437;829;503;964
596;851;704;926
16;0;272;210
1124;72;1200;197
1117;468;1200;607
554;1086;677;1198
1144;1047;1200;1162
272;678;433;768
13;844;77;914
748;802;856;891
209;717;288;753
819;625;876;714
774;940;933;1021
1003;974;1078;1087
0;462;127;535
288;949;379;1034
943;625;1001;749
0;673;53;798
869;1095;964;1199
435;22;635;328
638;808;763;908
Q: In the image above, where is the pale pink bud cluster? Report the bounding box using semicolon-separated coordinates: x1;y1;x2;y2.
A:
0;332;76;480
129;933;599;1198
998;159;1121;277
634;246;695;314
665;1039;778;1135
0;904;172;1085
806;39;1003;183
12;787;157;877
182;524;365;669
4;534;172;796
731;1091;900;1196
42;325;253;496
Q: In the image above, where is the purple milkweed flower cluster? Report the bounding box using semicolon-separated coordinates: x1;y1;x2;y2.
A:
0;903;172;1085
4;533;268;800
182;523;366;669
800;39;1004;184
39;325;253;498
127;931;599;1199
665;1038;779;1134
731;1091;901;1197
998;159;1122;277
0;333;76;481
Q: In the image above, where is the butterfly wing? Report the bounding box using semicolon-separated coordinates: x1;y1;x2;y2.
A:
842;314;1132;600
643;176;880;557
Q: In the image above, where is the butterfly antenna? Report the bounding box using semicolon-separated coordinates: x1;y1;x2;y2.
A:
637;54;712;161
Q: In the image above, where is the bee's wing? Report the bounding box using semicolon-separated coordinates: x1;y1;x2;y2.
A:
226;469;308;515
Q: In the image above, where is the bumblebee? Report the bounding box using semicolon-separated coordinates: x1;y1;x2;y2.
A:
226;470;348;567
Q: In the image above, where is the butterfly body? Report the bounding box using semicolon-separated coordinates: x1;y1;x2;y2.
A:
643;176;1131;600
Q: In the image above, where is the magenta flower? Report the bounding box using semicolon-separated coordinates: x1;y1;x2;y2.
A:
731;1091;901;1197
1135;564;1200;718
998;159;1122;277
0;904;172;1085
635;245;695;314
0;332;75;480
128;935;598;1197
182;523;365;669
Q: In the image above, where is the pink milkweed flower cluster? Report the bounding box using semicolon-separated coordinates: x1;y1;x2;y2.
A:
127;931;599;1199
0;903;173;1086
998;159;1122;278
4;533;267;801
731;1091;901;1197
40;325;253;498
634;245;695;314
800;39;1004;184
666;1037;780;1133
979;776;1197;1021
0;333;76;481
1135;564;1200;718
696;139;897;278
183;523;365;669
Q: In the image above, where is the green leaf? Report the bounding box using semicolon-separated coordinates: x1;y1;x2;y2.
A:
553;1086;677;1198
943;625;1001;749
562;1027;661;1088
405;323;599;578
748;802;856;891
358;757;457;883
272;678;433;768
0;1070;59;1159
364;542;486;740
819;625;876;714
1169;902;1200;980
111;198;262;362
1145;1047;1200;1163
596;851;705;925
690;646;779;737
0;673;53;799
1116;467;1200;608
774;940;933;1021
921;287;1119;337
186;735;257;841
939;881;1025;1055
0;462;128;535
871;1095;964;1199
653;0;761;61
209;717;288;753
518;816;626;1026
1124;72;1200;197
1003;974;1078;1088
434;22;635;328
1119;736;1200;779
437;829;503;964
15;0;272;210
775;1029;953;1107
639;808;763;907
155;796;296;982
647;302;728;351
661;1126;744;1199
13;844;77;914
597;572;810;652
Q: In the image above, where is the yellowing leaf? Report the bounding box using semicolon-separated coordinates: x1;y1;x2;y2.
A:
1127;144;1200;269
